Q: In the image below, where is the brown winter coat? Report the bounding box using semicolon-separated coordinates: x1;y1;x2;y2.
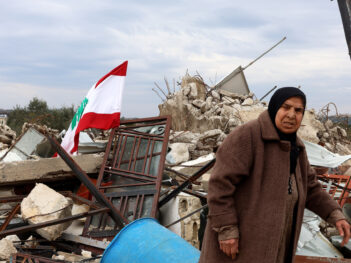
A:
199;110;341;263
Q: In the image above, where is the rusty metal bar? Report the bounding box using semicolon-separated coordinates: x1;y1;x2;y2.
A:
132;136;142;171
142;138;151;173
115;135;126;167
111;133;123;168
147;140;156;175
182;189;207;200
138;195;145;218
166;204;208;228
118;129;165;139
105;167;158;179
165;167;192;181
0;207;109;238
99;182;155;189
44;134;128;228
104;170;155;183
127;136;137;170
152;115;171;216
159;158;216;208
0;195;27;203
133;195;140;221
111;150;162;167
0;203;20;231
294;255;351;262
117;135;128;169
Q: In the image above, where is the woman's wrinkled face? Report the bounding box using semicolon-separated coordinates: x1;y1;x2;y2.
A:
275;96;304;134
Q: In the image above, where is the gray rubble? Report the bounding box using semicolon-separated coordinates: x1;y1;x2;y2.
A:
160;73;351;162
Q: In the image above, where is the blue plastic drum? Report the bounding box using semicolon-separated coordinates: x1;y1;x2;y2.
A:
101;218;200;263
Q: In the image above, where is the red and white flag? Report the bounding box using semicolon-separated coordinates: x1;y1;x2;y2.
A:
61;61;128;154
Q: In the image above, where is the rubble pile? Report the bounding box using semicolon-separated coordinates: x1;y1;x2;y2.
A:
159;73;266;134
0;124;16;150
160;73;351;165
22;122;59;137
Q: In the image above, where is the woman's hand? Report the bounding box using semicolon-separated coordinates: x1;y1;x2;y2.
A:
336;219;351;246
219;238;239;260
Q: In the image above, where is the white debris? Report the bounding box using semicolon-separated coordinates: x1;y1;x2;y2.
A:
296;209;343;258
71;203;90;222
166;143;190;165
21;183;73;241
81;250;92;258
0;238;17;260
4;235;20;243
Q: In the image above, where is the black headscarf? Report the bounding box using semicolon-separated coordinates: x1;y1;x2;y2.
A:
268;87;306;174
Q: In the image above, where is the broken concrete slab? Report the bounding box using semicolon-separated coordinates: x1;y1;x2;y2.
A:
21;183;73;241
166;143;191;165
0;238;17;260
0;153;103;185
71;203;90;222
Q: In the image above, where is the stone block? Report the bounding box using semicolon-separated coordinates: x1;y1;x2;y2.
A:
241;98;254;106
0;238;17;260
21;183;73;241
166;143;190;165
211;90;220;100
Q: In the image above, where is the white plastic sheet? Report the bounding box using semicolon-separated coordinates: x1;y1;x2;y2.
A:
303;140;351;168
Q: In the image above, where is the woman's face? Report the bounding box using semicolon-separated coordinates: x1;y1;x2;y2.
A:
275;96;304;134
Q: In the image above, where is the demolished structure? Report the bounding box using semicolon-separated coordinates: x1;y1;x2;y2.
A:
1;67;351;262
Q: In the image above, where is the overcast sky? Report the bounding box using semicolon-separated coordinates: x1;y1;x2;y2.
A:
0;0;350;117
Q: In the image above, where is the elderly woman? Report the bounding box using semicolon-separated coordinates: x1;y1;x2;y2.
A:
199;87;350;263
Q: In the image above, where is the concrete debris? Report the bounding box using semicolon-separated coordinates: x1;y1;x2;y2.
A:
159;73;266;133
0;153;103;185
22;122;59;137
0;124;16;150
161;73;351;163
5;235;20;243
21;183;73;241
160;193;202;249
0;238;17;260
52;251;98;262
23;235;39;249
71;203;90;222
166;143;191;165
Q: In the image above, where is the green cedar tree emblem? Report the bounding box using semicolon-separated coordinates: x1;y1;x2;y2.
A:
71;97;88;130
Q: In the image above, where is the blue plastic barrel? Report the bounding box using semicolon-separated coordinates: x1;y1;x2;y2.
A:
101;218;200;263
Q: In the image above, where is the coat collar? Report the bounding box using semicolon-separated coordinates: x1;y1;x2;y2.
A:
258;110;305;149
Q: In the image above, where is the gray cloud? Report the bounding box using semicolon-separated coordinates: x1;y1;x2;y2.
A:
0;0;349;118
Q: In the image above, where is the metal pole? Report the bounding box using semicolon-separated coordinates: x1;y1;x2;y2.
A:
259;86;278;101
243;37;287;70
166;204;208;228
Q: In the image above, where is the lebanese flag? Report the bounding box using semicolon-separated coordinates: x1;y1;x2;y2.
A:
60;61;128;154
